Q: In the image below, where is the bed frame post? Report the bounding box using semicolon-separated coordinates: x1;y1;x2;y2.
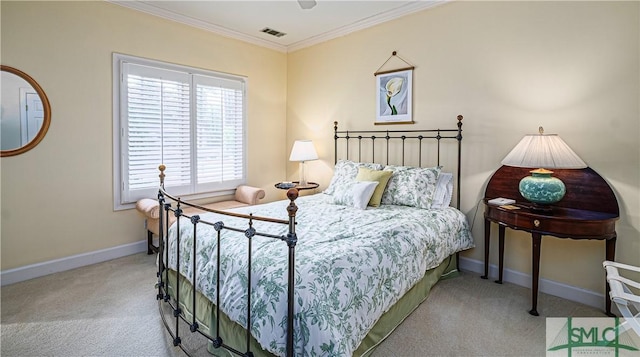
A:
161;165;172;307
334;121;338;164
456;115;463;209
245;215;255;356
285;188;299;357
173;199;183;346
157;165;166;301
455;115;463;271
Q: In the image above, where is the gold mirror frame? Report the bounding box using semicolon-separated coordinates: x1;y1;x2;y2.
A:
1;65;51;157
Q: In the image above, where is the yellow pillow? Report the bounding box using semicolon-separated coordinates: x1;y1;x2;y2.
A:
355;167;392;207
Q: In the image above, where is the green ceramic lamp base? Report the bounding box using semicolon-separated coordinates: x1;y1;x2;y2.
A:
519;168;566;210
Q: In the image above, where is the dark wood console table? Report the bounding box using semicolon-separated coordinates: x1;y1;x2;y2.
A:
482;165;619;316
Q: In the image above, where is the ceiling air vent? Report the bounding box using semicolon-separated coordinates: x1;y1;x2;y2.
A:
261;27;286;38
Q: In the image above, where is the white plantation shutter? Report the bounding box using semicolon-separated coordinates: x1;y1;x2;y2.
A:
195;75;244;192
115;55;246;207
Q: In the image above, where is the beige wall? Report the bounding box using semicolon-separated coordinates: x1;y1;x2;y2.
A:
287;1;640;293
0;1;287;269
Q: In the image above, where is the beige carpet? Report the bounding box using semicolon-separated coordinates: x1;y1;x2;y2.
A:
1;253;607;357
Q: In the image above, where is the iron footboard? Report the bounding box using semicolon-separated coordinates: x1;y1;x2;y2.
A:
155;165;298;357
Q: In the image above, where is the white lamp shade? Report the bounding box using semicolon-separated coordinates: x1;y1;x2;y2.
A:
501;132;587;169
289;140;318;162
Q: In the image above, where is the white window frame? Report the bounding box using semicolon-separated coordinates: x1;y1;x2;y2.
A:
112;53;247;210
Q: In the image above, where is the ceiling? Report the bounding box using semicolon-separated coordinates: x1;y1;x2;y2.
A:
110;0;446;52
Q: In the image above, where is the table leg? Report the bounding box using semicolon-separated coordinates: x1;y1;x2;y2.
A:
605;235;616;317
530;233;542;316
481;218;491;280
496;225;505;284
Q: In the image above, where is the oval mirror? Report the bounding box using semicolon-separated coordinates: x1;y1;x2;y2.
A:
1;65;51;157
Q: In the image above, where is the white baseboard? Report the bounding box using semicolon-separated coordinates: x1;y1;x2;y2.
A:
458;256;607;311
0;240;148;286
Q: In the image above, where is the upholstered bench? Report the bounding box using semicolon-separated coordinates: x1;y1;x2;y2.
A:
135;185;266;254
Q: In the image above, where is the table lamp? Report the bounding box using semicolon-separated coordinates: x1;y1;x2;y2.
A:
289;140;318;186
501;127;587;211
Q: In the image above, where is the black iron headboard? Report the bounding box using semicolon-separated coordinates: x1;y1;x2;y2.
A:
333;115;463;208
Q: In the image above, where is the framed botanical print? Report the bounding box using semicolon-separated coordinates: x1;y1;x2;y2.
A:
375;68;413;125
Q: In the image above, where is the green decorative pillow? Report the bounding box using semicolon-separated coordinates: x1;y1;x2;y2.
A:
355;167;393;207
381;165;442;209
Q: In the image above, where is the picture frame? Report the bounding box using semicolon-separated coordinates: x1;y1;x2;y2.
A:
375;68;413;125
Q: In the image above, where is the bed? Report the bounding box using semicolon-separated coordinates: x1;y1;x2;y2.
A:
156;115;474;357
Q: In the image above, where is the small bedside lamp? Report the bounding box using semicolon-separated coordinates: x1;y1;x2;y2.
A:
501;127;587;211
289;140;318;186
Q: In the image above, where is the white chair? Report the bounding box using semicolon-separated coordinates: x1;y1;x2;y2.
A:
603;260;640;337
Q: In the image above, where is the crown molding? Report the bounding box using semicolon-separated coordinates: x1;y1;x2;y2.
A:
108;1;288;52
108;0;448;54
287;1;448;52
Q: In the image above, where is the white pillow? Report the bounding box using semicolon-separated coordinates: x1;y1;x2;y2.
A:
324;160;384;195
332;181;379;210
431;172;453;209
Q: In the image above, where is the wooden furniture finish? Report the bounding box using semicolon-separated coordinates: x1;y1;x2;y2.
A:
482;165;619;316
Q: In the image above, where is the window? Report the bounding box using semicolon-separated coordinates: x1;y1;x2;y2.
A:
113;54;246;209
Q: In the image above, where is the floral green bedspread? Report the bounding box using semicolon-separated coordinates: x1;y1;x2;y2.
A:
166;193;474;357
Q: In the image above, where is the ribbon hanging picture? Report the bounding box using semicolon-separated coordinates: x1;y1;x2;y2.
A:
374;52;414;125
